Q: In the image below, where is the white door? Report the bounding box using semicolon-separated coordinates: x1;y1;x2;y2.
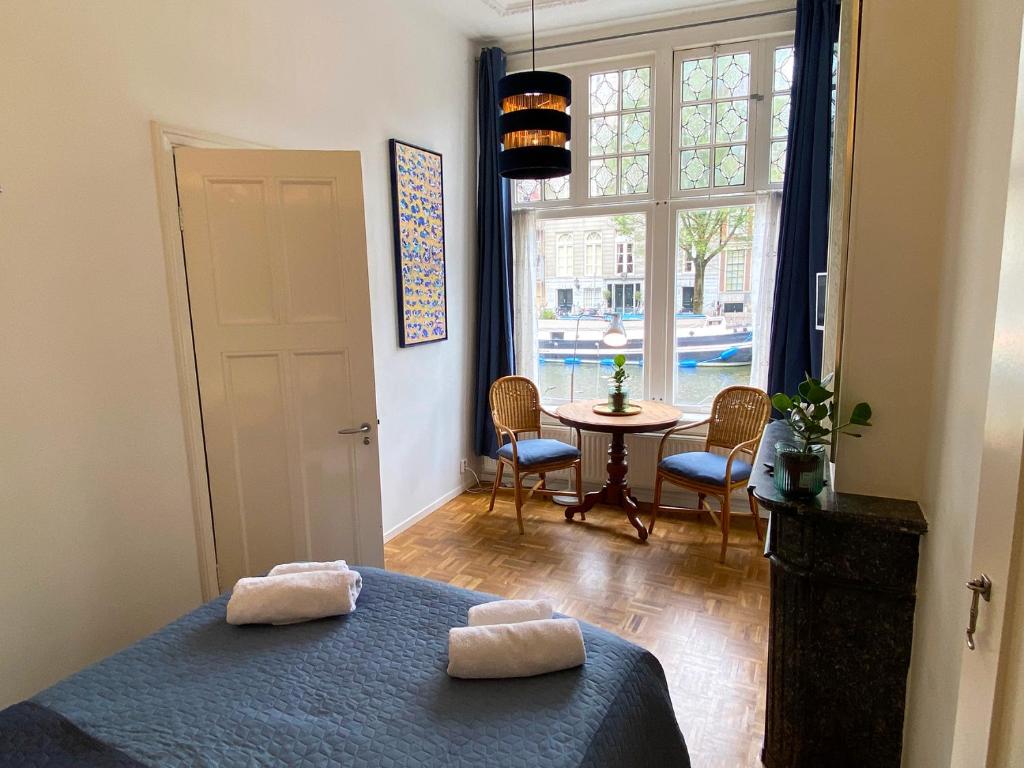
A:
175;148;384;590
948;36;1024;765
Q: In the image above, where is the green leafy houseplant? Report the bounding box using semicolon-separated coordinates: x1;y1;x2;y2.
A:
770;374;873;497
608;354;630;412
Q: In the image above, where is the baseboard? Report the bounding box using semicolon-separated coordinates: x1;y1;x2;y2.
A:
383;483;466;542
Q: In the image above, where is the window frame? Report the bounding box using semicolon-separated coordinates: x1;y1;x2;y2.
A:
672;41;760;198
533;202;653;405
514;29;794;411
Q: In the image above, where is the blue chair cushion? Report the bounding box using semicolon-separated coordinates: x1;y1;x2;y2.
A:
497;438;580;468
659;451;752;487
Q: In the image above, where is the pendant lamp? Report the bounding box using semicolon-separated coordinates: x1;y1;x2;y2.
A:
498;0;571;180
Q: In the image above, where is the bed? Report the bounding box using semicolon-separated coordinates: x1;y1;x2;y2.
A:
1;567;690;767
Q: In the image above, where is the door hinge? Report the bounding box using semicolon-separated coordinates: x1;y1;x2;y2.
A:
177;205;184;232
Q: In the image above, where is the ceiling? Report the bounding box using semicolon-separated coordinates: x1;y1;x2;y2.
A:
428;0;748;40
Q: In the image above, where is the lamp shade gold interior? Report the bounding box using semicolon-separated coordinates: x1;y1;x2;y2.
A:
498;71;572;179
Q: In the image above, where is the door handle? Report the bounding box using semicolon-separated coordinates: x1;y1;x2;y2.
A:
965;574;992;651
338;423;372;445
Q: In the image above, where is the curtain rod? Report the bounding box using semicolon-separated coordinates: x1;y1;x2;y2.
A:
504;7;795;56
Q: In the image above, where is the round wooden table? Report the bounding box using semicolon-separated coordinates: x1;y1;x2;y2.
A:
554;399;681;541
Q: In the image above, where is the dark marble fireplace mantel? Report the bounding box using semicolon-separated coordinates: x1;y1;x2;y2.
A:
751;420;927;768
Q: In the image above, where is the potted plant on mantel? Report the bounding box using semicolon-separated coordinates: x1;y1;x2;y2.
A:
770;374;872;498
608;354;630;413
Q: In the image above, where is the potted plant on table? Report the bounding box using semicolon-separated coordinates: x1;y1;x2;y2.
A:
607;354;630;413
770;374;872;498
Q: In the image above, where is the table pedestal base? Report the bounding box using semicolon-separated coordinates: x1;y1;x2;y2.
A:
564;430;648;542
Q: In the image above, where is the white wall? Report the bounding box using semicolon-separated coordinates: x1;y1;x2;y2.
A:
0;0;475;706
837;1;1023;766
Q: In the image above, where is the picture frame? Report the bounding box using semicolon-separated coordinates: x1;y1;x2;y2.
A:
388;139;448;347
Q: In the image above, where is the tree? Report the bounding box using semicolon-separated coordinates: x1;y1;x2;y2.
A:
676;207;752;315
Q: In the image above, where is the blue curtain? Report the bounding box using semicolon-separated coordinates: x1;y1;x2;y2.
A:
767;0;839;397
473;47;516;458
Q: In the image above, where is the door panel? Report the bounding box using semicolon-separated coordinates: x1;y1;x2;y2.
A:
280;180;348;323
175;148;384;590
206;179;278;325
225;352;296;575
293;351;357;561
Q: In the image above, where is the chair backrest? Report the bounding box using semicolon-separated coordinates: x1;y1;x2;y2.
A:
489;376;542;442
705;385;771;452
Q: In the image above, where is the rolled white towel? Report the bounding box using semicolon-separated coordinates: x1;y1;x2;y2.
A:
226;569;362;626
447;618;586;679
468;599;554;627
267;559;348;577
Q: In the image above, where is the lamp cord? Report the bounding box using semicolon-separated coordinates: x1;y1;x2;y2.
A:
531;0;536;71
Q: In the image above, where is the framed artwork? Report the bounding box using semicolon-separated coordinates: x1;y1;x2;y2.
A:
388;139;448;347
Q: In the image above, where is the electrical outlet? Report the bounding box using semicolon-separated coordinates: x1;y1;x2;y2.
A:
460;459;468;474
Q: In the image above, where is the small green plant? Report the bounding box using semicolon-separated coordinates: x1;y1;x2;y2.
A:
771;374;872;454
610;353;630;393
540;307;556;320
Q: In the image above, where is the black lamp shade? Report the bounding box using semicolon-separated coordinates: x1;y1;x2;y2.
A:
498;70;572;180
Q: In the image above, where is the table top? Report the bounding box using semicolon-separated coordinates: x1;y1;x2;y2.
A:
554;399;682;434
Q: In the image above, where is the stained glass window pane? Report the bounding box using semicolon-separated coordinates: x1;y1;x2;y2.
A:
589;116;618;155
621;155;649;194
544;175;570;201
621;68;652;109
589;158;619;196
771;95;791;139
589;72;620;114
714;145;746;186
680;149;711;190
774;46;795;92
681;58;713;102
620;112;651;153
770;141;787;184
714;99;748;143
715;53;750;98
679;104;711;147
515;179;541;204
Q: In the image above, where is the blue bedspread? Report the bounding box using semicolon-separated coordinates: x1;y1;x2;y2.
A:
28;568;689;767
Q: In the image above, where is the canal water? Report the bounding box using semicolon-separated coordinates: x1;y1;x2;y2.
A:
537;360;752;406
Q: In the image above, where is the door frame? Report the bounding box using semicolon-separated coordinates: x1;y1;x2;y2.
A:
149;121;270;600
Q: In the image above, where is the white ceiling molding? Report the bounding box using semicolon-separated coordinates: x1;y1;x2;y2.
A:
428;0;784;39
479;0;590;17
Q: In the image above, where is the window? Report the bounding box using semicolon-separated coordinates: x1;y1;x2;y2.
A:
677;45;753;192
514;29;798;409
584;231;602;276
535;214;646;402
588;67;652;197
674;205;754;406
770;45;794;184
723;249;747;291
555;234;573;276
515;176;572;205
616;240;634;274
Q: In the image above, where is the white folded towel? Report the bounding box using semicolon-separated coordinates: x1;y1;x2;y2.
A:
226;569;362;626
267;559;349;577
447;618;586;679
468;599;554;627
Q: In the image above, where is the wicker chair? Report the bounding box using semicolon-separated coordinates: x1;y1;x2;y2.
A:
648;386;771;562
488;376;583;534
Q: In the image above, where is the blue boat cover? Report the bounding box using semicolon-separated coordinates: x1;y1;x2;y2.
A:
26;568;689;767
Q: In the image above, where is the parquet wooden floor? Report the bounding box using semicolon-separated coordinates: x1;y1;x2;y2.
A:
384;489;770;768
